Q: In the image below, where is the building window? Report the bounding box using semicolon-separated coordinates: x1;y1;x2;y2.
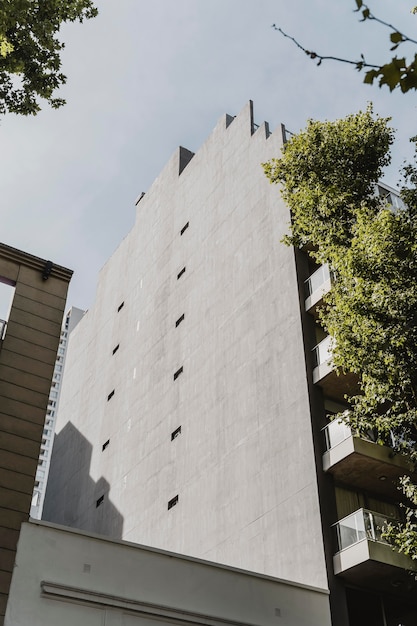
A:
112;344;120;355
102;439;110;451
173;366;183;381
171;426;181;441
117;301;124;312
107;390;115;401
177;267;186;280
175;314;185;327
180;222;189;236
96;495;104;508
168;495;179;510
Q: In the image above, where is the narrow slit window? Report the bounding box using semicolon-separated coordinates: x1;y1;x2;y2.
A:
112;344;120;355
180;222;189;236
96;495;104;508
171;426;181;441
177;267;186;280
102;439;110;451
173;366;183;381
107;390;115;401
117;301;124;312
168;495;179;510
175;314;185;328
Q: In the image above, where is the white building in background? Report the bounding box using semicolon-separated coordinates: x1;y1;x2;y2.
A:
30;306;85;519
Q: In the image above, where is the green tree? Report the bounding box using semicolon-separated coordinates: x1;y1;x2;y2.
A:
274;1;417;92
0;0;98;115
264;107;417;560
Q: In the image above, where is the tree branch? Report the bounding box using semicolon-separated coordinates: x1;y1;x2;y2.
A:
271;25;379;70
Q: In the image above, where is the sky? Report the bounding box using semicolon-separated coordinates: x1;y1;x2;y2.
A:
0;0;416;312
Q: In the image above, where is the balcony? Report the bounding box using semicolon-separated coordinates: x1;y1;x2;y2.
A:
322;420;415;498
312;336;358;401
333;508;417;596
376;183;406;212
304;264;332;314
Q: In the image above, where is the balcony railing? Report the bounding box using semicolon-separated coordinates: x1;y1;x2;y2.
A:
304;264;333;313
333;508;397;552
305;264;331;298
376;183;406;212
312;335;332;368
323;419;352;450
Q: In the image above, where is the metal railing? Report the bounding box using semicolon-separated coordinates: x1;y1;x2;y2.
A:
333;508;397;552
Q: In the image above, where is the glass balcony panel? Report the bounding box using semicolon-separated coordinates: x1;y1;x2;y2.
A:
305;264;331;298
334;509;398;552
337;510;367;550
312;335;333;367
323;419;352;450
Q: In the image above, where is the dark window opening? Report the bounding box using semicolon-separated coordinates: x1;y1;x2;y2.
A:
96;495;104;508
171;426;181;441
117;301;124;312
107;390;115;401
175;314;185;327
112;344;120;355
180;222;189;236
173;366;183;381
177;267;186;280
168;495;179;510
102;439;110;451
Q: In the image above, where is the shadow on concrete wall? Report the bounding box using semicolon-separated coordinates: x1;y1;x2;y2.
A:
42;422;124;539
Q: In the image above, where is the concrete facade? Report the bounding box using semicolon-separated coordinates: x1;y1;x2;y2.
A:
42;103;417;625
44;102;328;589
0;243;72;625
6;520;332;626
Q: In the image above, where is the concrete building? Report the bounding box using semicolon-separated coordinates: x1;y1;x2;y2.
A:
43;103;417;625
0;243;72;625
30;306;85;519
5;520;331;626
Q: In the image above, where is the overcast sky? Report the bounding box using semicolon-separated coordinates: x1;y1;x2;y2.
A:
0;0;415;311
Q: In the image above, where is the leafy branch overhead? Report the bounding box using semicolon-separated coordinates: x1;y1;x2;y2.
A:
264;108;417;559
273;1;417;92
0;0;98;115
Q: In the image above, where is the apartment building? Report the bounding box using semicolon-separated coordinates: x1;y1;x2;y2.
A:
30;306;85;519
43;102;417;626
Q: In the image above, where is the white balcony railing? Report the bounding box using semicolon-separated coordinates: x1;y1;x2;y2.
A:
334;508;397;552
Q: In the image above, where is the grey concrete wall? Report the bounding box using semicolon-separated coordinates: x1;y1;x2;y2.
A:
6;520;332;626
44;102;328;589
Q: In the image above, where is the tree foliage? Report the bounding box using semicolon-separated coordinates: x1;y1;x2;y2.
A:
264;108;417;559
0;0;98;115
273;1;417;92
